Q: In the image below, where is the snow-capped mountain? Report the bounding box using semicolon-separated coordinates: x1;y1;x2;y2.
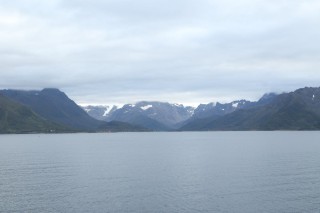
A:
82;105;119;120
192;100;254;119
180;93;279;130
190;93;278;121
82;101;195;130
181;87;320;131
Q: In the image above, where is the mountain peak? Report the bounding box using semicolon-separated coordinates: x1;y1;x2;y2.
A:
41;88;62;93
259;92;277;101
294;86;320;94
82;101;195;130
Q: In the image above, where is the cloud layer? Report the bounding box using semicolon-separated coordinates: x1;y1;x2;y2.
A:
1;0;320;105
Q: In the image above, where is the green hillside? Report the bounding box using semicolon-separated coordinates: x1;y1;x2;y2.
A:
0;94;70;133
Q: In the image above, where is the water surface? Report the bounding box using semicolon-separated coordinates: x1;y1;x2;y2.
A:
1;132;320;212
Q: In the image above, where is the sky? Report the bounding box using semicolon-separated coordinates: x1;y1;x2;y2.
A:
0;0;320;106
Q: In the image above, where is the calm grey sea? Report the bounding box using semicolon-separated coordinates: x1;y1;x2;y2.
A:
1;132;320;213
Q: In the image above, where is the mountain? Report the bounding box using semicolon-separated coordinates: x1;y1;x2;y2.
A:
193;100;254;119
190;93;277;121
83;101;195;130
82;104;168;131
3;86;317;132
257;93;278;105
108;109;169;131
82;105;119;120
180;99;256;130
1;89;145;132
0;94;70;133
181;87;320;131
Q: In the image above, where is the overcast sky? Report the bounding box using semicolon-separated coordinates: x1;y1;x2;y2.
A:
0;0;320;106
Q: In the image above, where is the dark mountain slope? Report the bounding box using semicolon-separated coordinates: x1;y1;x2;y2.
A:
108;107;170;131
0;94;69;133
1;88;102;131
181;99;260;131
181;92;279;131
184;87;320;131
1;89;145;132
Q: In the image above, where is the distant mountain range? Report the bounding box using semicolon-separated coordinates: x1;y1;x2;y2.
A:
81;93;278;131
82;102;195;131
1;86;320;133
83;87;320;131
183;87;320;131
180;93;278;130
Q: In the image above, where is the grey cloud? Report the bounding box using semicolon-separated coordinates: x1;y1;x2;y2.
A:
0;0;320;105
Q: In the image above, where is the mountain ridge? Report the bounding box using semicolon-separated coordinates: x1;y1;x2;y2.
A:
0;94;71;133
0;88;147;133
180;87;320;131
1;86;320;133
82;101;195;131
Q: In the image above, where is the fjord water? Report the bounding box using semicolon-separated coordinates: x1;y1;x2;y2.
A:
1;132;320;212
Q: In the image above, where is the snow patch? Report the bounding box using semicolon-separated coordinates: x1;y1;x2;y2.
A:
173;103;183;107
102;106;114;116
114;104;124;109
232;102;239;108
312;94;315;100
141;105;152;110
